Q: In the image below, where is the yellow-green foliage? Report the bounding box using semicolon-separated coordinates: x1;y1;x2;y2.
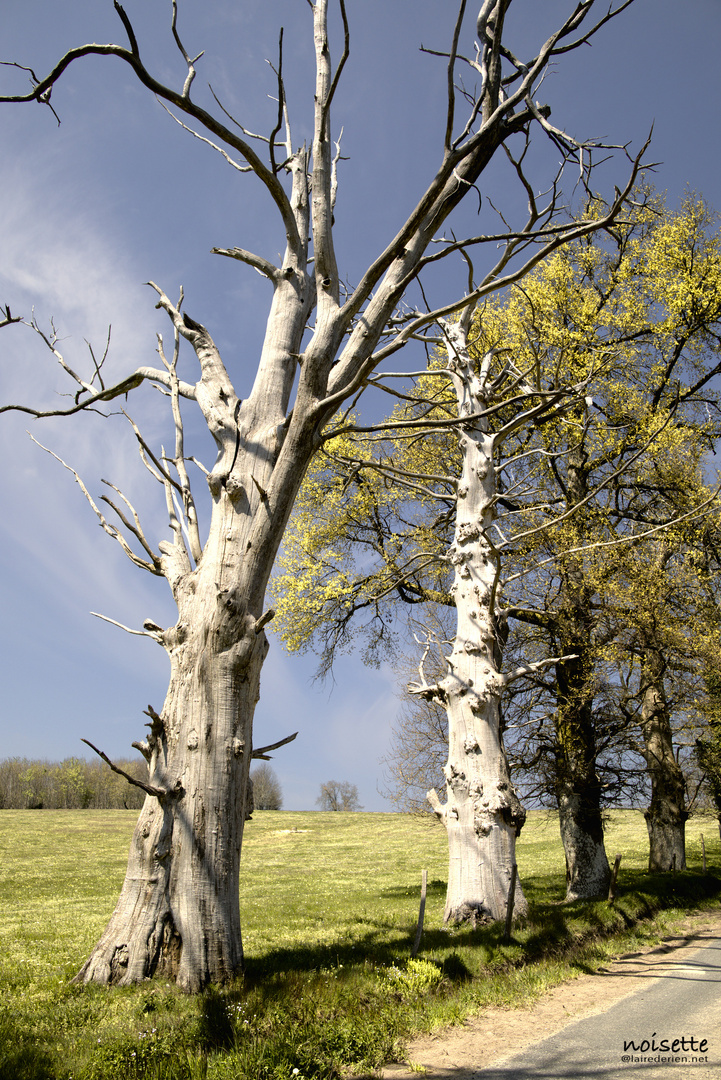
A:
272;190;721;679
271;409;457;668
380;958;443;998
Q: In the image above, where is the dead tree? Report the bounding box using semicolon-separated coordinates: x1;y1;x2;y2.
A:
1;0;643;987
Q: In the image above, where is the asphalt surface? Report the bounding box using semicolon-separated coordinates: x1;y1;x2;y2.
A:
381;915;721;1080
477;934;721;1079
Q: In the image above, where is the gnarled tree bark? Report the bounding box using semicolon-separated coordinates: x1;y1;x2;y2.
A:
422;326;528;925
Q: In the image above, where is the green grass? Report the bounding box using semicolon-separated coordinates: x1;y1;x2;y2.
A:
0;809;719;1080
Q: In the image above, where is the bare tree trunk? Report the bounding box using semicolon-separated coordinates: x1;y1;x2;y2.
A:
75;483;275;990
425;325;527;925
75;642;262;991
639;645;687;873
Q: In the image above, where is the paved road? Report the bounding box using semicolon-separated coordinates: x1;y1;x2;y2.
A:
381;916;721;1080
480;934;720;1079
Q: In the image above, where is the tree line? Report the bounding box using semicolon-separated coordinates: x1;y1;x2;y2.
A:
0;755;367;815
0;757;146;810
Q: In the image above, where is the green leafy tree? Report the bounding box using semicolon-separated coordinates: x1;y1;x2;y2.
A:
56;758;95;809
18;761;51;809
275;192;721;901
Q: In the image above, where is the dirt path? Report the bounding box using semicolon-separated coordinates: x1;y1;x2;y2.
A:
379;908;721;1079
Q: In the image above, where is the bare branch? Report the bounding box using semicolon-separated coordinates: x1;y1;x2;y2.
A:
157;101;253;172
0;304;22;329
251;731;298;759
0;314;196;419
550;0;637;57
158;323;203;564
99;479;162;564
28;434;163;575
426;787;446;820
170;0;204;99
502;653;578;686
211;246;280;282
444;1;468;152
0;16;304;257
91;610;164;643
254;609;276;634
160;441;188;556
345;137;649;383
81;737;168;799
121;410;183;493
330;126;345;214
321;0;350;131
267;28;285;175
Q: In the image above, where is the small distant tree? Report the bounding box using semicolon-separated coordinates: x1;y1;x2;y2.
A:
316;781;362;812
250;763;283;811
18;761;51;809
56;757;95;809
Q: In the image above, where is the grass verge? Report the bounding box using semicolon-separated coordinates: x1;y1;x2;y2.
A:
0;809;719;1079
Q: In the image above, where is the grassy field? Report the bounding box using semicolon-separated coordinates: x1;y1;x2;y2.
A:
0;808;719;1079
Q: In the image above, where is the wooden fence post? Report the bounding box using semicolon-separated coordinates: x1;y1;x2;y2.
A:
503;863;518;942
412;869;428;958
607;853;622;902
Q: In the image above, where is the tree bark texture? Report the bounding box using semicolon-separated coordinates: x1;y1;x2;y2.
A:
639;643;687;873
554;648;611;900
75;482;278;990
427;326;527;926
75;129;317;991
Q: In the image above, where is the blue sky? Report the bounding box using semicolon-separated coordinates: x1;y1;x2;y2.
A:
1;0;720;811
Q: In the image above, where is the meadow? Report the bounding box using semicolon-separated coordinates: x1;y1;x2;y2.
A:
0;808;719;1079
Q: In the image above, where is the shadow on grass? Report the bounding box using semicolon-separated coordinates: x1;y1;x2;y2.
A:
244;871;721;985
5;873;719;1080
0;1017;57;1080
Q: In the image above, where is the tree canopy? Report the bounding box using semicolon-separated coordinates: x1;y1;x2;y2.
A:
273;190;721;892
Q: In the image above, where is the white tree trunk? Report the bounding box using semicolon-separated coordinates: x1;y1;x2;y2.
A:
425;326;527;925
75;482;275;990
